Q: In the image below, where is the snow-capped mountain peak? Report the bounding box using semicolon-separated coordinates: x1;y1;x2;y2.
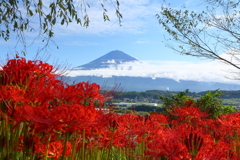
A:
74;50;140;70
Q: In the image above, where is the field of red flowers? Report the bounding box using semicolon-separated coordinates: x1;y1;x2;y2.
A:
0;57;239;160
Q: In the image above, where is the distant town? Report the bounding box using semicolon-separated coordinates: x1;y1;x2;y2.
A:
103;90;240;115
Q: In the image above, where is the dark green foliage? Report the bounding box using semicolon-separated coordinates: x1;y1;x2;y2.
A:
159;89;194;108
120;90;240;101
121;91;140;99
195;90;223;118
159;89;194;116
160;89;236;118
128;105;164;112
117;89;238;116
222;105;236;114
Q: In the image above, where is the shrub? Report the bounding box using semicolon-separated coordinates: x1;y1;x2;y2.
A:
160;89;235;118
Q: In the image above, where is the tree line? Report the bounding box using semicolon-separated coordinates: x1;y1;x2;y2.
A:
119;89;240;100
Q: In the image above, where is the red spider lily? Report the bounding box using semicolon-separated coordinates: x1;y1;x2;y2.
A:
167;104;209;126
21;103;98;135
204;118;230;143
197;140;239;159
42;82;105;108
84;112;123;150
0;57;61;108
0;85;28;118
48;141;72;160
169;104;209;119
49;104;97;133
44;83;81;108
34;139;72;160
149;113;169;127
0;85;26;103
219;112;240;131
112;113;168;154
73;82;105;106
94;112;119;133
0;57;58;87
145;136;187;159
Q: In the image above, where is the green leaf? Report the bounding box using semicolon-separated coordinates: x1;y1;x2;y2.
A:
49;30;54;37
28;9;33;16
38;0;43;7
52;18;56;25
49;2;54;8
14;21;18;28
46;15;51;21
58;2;66;11
61;19;64;25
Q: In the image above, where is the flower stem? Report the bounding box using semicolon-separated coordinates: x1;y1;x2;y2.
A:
45;135;51;160
62;133;69;160
81;129;85;160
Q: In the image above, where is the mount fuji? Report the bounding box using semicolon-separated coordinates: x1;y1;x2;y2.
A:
65;50;240;92
74;50;140;70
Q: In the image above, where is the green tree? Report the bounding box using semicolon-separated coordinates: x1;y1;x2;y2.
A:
160;89;235;118
0;0;122;55
128;105;163;112
121;91;141;99
157;0;240;73
195;90;224;118
160;89;193;109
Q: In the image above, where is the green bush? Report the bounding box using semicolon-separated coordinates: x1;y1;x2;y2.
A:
160;89;235;118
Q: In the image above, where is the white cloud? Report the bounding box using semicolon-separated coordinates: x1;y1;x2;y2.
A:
102;60;116;64
53;0;162;36
65;56;240;85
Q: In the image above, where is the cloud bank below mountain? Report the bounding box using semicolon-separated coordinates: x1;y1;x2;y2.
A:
66;59;240;85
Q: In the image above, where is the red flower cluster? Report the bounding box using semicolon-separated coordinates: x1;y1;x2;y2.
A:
0;57;108;159
0;57;239;159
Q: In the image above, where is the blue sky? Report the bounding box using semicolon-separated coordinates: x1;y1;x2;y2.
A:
0;0;202;66
1;0;240;85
